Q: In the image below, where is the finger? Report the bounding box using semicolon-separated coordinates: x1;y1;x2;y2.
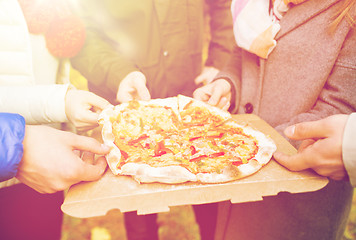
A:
298;139;316;152
216;97;230;110
86;92;110;110
76;125;100;134
81;151;95;164
73;149;81;157
273;151;311;172
193;86;212;102
80;110;101;124
284;120;330;140
208;85;225;106
135;84;151;101
69;134;110;155
79;156;107;182
117;89;134;103
194;74;206;85
222;101;230;111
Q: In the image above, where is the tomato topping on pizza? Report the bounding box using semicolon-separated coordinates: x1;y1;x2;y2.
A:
99;95;277;184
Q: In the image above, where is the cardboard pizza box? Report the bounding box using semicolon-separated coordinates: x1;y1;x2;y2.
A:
61;114;328;218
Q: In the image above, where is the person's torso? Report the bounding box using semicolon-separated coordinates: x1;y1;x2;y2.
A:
98;0;206;98
236;0;355;127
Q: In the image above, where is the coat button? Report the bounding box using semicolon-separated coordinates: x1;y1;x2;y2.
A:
163;51;169;57
244;103;253;113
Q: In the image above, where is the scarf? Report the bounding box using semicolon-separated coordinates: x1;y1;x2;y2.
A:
231;0;307;58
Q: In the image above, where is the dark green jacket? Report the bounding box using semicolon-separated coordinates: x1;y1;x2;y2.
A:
71;0;234;103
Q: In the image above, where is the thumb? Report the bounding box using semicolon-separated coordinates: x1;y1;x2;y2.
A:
79;156;107;182
208;84;225;106
193;85;212;102
135;84;151;101
117;89;134;103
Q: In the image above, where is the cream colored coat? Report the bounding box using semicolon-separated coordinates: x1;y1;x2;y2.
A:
0;0;70;125
215;0;355;239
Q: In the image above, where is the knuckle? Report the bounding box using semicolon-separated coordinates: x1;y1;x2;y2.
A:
319;120;333;132
294;123;309;136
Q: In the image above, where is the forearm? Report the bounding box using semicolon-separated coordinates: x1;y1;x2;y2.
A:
0;84;70;124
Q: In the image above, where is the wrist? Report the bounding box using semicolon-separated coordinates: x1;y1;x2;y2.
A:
64;86;77;123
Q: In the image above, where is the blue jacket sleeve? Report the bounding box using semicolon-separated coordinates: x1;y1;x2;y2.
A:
0;113;26;182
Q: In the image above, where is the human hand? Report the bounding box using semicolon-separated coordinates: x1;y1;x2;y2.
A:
116;71;151;103
193;79;231;111
273;114;349;180
65;89;110;131
194;66;220;86
17;125;110;193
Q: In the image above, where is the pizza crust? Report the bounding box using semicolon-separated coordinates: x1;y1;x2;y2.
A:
117;159;265;184
196;159;261;183
99;106;122;175
120;163;197;183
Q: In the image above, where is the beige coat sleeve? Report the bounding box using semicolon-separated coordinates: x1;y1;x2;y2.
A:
343;113;356;187
0;84;70;124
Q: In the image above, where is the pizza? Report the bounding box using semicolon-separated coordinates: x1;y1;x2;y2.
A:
99;95;277;184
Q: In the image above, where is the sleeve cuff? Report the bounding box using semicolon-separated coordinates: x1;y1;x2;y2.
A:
0;84;74;124
342;113;356;186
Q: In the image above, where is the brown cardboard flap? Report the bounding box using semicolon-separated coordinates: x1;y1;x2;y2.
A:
61;114;328;218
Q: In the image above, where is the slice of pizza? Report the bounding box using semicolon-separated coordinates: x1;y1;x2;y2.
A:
177;95;231;126
111;128;198;183
99;97;181;175
183;120;277;183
